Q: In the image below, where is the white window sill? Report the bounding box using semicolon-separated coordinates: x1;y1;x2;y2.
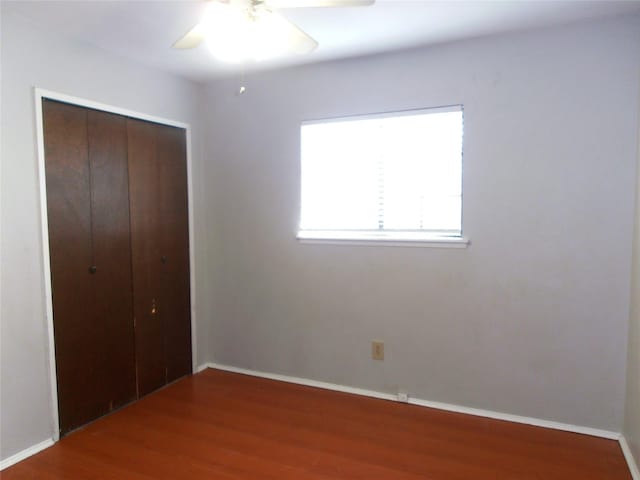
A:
297;231;469;248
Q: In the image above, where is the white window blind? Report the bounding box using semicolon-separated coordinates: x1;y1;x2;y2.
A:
299;105;464;243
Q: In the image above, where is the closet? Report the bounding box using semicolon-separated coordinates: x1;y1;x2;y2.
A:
43;99;191;436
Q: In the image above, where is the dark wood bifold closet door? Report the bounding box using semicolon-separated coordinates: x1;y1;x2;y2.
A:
128;119;192;397
155;125;192;384
43;100;136;435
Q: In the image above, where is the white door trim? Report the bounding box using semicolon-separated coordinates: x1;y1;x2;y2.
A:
33;88;198;441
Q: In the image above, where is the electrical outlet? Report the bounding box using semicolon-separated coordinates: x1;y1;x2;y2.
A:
397;391;409;403
372;341;384;360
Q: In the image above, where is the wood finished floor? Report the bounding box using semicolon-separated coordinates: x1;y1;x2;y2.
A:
3;369;631;479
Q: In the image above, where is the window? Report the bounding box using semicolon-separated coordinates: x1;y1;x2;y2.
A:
298;105;466;246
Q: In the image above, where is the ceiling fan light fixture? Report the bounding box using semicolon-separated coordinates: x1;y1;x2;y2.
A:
202;2;317;63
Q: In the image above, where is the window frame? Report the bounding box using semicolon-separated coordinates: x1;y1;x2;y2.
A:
297;105;468;248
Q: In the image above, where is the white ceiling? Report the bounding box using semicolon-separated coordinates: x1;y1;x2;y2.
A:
4;0;640;83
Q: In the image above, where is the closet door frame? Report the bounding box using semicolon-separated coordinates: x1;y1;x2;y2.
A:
34;88;198;441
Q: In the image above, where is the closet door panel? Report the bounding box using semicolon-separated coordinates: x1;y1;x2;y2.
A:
127;119;166;396
86;110;137;409
43;100;97;434
156;125;192;382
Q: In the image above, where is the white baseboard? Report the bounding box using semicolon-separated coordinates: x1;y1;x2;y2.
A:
205;362;620;440
407;396;619;440
620;435;640;480
0;438;54;471
195;363;211;373
206;362;397;402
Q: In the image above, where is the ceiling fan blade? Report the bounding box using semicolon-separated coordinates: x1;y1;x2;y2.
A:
172;23;206;49
276;14;319;56
265;0;374;8
251;11;318;58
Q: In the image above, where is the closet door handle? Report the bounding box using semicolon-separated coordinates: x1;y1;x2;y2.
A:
88;265;97;274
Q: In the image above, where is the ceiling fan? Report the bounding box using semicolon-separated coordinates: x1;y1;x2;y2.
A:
173;0;375;63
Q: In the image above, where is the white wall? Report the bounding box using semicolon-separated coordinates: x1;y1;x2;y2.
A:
204;16;640;432
624;83;640;472
0;12;212;460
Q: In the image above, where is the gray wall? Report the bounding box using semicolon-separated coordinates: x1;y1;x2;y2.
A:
204;16;640;432
624;92;640;472
3;5;640;465
0;12;212;460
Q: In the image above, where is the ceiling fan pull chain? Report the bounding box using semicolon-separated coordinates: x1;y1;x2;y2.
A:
237;64;247;95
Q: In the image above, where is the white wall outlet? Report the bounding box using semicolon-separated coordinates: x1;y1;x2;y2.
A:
397;391;409;403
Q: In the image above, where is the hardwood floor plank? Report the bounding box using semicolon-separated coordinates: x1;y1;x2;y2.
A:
2;369;631;479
